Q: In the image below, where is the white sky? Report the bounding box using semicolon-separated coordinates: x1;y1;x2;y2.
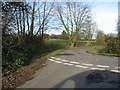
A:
92;1;118;34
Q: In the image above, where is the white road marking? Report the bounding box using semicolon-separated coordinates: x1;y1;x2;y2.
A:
63;63;74;66
111;70;120;73
51;57;56;59
55;58;61;60
115;67;120;69
70;61;80;64
61;59;69;62
96;65;110;68
50;57;119;73
82;63;93;66
54;61;62;63
75;65;88;68
48;59;55;61
51;57;61;60
91;67;105;71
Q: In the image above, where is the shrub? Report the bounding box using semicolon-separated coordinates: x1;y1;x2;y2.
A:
2;36;68;76
96;31;106;46
99;35;120;55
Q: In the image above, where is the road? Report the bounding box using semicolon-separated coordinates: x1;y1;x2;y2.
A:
18;48;120;88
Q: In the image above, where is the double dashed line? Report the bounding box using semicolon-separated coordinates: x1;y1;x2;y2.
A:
49;57;120;73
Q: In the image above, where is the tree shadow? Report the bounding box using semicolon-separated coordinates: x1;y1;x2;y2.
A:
57;53;75;56
50;70;120;89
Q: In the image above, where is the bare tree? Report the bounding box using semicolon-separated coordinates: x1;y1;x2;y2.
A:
34;1;54;39
55;2;92;47
29;0;36;39
118;1;120;37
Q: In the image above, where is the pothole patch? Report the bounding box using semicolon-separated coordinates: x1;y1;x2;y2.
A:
86;71;108;84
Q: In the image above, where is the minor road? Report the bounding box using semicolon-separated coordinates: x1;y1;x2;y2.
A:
18;48;120;88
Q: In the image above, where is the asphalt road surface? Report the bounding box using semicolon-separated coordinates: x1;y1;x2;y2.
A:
18;48;120;88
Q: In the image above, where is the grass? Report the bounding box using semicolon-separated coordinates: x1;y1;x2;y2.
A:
45;39;95;48
87;46;120;57
40;49;66;61
44;39;69;48
99;53;120;57
87;46;103;54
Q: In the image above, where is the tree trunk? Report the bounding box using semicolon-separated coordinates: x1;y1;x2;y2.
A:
19;8;23;36
69;40;76;48
16;11;20;36
70;42;75;48
22;7;25;38
41;2;46;39
29;0;36;42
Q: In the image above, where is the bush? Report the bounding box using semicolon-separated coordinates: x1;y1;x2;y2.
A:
96;31;106;46
2;36;68;76
99;35;120;55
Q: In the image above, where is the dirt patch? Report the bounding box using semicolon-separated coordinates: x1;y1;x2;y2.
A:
2;60;46;89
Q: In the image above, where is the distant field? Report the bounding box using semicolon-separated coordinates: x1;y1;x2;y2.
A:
44;39;96;48
44;39;69;47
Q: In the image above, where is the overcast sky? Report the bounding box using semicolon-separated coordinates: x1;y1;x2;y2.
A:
92;1;118;34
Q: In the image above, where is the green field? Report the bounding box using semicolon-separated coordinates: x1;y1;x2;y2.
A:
44;39;95;48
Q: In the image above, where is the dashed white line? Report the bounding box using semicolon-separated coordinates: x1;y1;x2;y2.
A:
115;67;120;69
75;65;88;68
82;63;93;66
54;61;62;63
48;59;55;61
49;57;119;73
51;57;56;59
91;67;105;71
55;58;61;60
111;70;120;73
70;61;80;64
51;57;61;60
96;65;110;68
61;59;69;62
63;63;74;66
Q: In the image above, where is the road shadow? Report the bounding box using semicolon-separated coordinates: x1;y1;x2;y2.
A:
50;70;120;89
57;53;75;56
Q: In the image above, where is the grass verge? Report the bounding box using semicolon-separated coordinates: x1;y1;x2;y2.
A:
99;53;120;57
87;46;103;55
40;49;66;61
87;46;120;57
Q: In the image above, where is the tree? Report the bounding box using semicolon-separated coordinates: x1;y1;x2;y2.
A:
61;30;68;39
55;2;92;47
117;17;120;37
34;1;54;39
29;0;36;42
96;31;105;46
85;31;93;40
2;2;17;35
117;1;120;37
